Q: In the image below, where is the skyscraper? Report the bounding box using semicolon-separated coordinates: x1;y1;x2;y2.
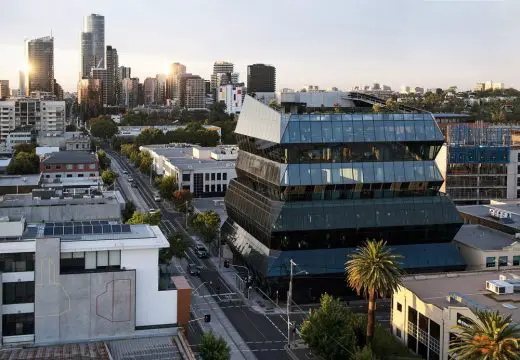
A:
155;74;166;105
90;68;108;106
166;62;186;102
143;77;157;105
106;46;118;106
247;64;276;94
0;80;9;99
179;74;205;109
210;61;234;93
118;66;131;106
83;14;105;68
79;32;93;78
122;78;139;108
18;70;26;96
25;36;54;94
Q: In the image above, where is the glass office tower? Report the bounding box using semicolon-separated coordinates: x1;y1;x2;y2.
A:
222;96;465;300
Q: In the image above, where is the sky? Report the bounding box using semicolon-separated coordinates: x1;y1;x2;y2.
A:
0;0;517;92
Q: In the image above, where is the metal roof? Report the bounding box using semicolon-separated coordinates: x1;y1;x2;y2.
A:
453;224;516;250
41;151;97;164
0;174;41;187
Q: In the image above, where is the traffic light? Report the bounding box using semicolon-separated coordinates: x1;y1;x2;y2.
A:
204;314;211;323
224;260;230;268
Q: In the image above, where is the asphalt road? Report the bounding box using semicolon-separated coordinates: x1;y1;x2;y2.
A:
106;148;391;360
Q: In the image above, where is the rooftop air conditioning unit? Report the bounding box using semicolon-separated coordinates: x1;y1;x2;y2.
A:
486;280;514;295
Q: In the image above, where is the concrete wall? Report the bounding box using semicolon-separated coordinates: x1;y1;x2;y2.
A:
121;248;177;327
507;149;519;199
34;237;136;344
0;203;121;222
435;144;447;194
456;242;520;270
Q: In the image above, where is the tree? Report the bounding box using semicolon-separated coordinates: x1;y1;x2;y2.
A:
199;331;230;360
13;143;36;156
173;189;193;212
345;239;403;345
157;175;177;200
191;210;221;245
385;99;399;112
7;151;40;175
101;169;117;186
372;104;382;113
490;102;506;122
121;201;136;223
160;233;190;262
121;143;138;158
96;150;111;171
269;100;281;111
300;294;357;360
89;116;118;139
449;310;520;360
126;210;161;225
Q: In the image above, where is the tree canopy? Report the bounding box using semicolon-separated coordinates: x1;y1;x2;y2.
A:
159;233;190;263
96;150;111;171
173;189;193;212
126;210;161;225
7;151;40;175
190;210;221;244
101;169;117;186
155;175;177;200
89;116;118;139
121;201;136;223
199;331;230;360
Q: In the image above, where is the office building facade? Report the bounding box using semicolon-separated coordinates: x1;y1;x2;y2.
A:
79;32;93;78
210;61;234;94
222;96;464;300
166;63;186;102
0;218;178;345
122;78;139;109
179;75;205;109
143;77;157;105
25;36;54;94
155;74;166;105
247;64;276;94
217;85;244;114
77;78;103;111
83;14;105;68
90;68;108;106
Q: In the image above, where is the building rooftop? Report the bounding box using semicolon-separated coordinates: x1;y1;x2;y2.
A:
453;224;518;250
144;145;236;171
432;113;472;119
402;270;520;324
0;174;41;187
458;203;520;231
36;146;60;157
41;151;97;164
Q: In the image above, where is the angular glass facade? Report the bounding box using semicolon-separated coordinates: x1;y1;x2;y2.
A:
223;96;464;300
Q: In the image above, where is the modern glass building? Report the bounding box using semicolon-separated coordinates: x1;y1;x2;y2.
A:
222;96;465;300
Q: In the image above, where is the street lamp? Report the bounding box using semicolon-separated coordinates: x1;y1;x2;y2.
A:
287;259;307;348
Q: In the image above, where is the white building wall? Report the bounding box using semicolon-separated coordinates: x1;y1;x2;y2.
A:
120;248;177;327
217;85;244;114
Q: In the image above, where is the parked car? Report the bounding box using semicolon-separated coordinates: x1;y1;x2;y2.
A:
131;182;137;188
194;244;208;259
187;263;202;276
128;177;134;183
123;170;128;175
154;194;161;202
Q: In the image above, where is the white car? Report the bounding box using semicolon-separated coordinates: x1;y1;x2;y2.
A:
154;195;161;202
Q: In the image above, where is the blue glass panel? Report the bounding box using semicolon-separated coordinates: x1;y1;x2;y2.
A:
44;227;53;236
93;225;102;234
424;121;436;140
342;121;354;142
331;163;342;184
340;164;356;183
413;162;426;181
299;164;312;184
363;121;376;142
285;166;299;185
54;226;64;235
403;161;415;182
351;163;363;182
331;114;342;122
414;120;426;141
341;114;353;121
311;122;322;143
64;227;73;235
373;162;385;182
363;114;374;121
373;114;383;121
121;224;131;233
353;122;364;142
362;162;375;182
299;122;312;143
310;114;321;122
83;225;93;234
309;164;322;185
404;121;415;141
384;121;396;141
102;224;112;233
321;114;331;122
332;123;343;142
395;121;406;141
383;162;395;182
404;113;413;120
352;114;363;121
394;161;406;182
374;122;386;141
394;114;404;121
321;166;332;185
321;122;333;142
287;122;299;143
74;226;82;235
424;163;437;181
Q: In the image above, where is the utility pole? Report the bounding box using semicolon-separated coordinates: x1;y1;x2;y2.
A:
287;259;294;348
218;228;221;269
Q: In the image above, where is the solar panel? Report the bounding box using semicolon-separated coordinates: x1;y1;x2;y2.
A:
90;220;100;225
44;227;53;236
83;225;93;234
81;221;91;226
93;225;102;234
63;222;73;227
54;227;64;235
121;224;131;233
102;224;112;233
64;227;73;235
74;226;83;235
46;222;55;226
111;224;122;233
99;220;109;225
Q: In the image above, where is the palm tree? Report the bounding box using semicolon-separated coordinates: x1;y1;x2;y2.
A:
449;310;520;360
345;239;403;344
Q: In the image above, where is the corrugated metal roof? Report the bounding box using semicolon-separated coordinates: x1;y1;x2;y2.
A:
41;151;97;164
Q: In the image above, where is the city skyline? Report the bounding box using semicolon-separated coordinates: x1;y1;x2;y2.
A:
0;0;518;92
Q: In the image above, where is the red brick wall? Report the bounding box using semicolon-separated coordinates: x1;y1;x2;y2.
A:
40;162;99;173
